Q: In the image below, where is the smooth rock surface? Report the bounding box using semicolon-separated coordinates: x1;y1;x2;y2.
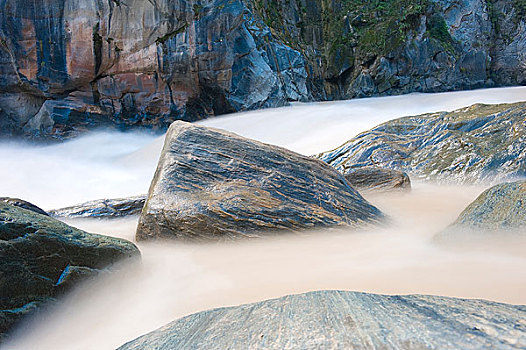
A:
0;197;48;216
442;180;526;235
49;195;146;218
343;167;411;192
317;102;526;184
0;202;140;341
118;290;526;350
137;121;383;241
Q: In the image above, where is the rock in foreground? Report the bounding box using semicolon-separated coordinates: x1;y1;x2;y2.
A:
343;167;411;192
317;102;526;184
137;122;383;241
49;195;146;218
0;203;140;341
441;180;526;236
118;290;526;350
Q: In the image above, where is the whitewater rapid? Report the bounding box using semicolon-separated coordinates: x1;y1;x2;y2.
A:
2;86;526;350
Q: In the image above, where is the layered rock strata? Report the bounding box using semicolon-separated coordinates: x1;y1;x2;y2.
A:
49;195;146;218
1;0;524;139
137;121;383;241
317;102;526;184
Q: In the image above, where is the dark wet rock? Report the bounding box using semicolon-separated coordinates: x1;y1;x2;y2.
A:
0;202;140;341
1;0;525;139
317;102;526;184
344;167;411;192
249;0;526;100
118;290;526;350
49;195;146;218
136;121;383;241
441;180;526;236
0;198;48;216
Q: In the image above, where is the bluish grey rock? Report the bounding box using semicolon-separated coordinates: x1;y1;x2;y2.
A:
136;121;383;241
317;102;526;184
49;195;146;218
118;290;526;350
0;202;140;342
440;180;526;236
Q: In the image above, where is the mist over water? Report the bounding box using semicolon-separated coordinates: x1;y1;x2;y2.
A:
2;87;526;349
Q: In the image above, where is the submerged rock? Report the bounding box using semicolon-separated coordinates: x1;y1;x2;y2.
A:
136;122;383;241
0;202;140;341
0;198;48;216
317;102;526;184
440;180;526;236
118;290;526;350
49;195;146;218
343;167;411;192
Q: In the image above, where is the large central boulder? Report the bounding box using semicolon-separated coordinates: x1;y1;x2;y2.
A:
136;122;383;241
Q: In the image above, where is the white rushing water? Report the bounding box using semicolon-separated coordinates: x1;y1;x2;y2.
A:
2;87;526;350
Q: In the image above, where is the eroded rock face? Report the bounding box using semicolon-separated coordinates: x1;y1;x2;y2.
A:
118;290;526;350
49;195;146;218
136;121;383;241
0;0;524;139
317;102;526;184
0;202;140;341
343;167;411;192
0;0;308;139
442;180;526;235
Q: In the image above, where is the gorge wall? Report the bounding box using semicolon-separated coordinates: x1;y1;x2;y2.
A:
0;0;524;139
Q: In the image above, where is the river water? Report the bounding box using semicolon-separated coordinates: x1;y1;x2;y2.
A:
2;87;526;349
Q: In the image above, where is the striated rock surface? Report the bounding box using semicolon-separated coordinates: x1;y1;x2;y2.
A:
0;197;48;216
317;102;526;184
0;0;308;140
0;0;525;139
49;195;146;218
249;0;526;99
344;167;411;192
442;180;526;235
136;121;383;241
0;202;140;341
118;290;526;350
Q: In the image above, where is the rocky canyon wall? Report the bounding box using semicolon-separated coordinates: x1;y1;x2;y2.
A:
0;0;523;139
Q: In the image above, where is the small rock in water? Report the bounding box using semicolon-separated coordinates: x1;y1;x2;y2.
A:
137;121;384;241
343;166;411;192
117;290;526;350
0;202;140;342
438;180;526;238
49;195;146;218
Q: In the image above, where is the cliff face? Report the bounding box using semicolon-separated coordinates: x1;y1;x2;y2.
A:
250;0;526;99
0;0;524;139
0;0;309;139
